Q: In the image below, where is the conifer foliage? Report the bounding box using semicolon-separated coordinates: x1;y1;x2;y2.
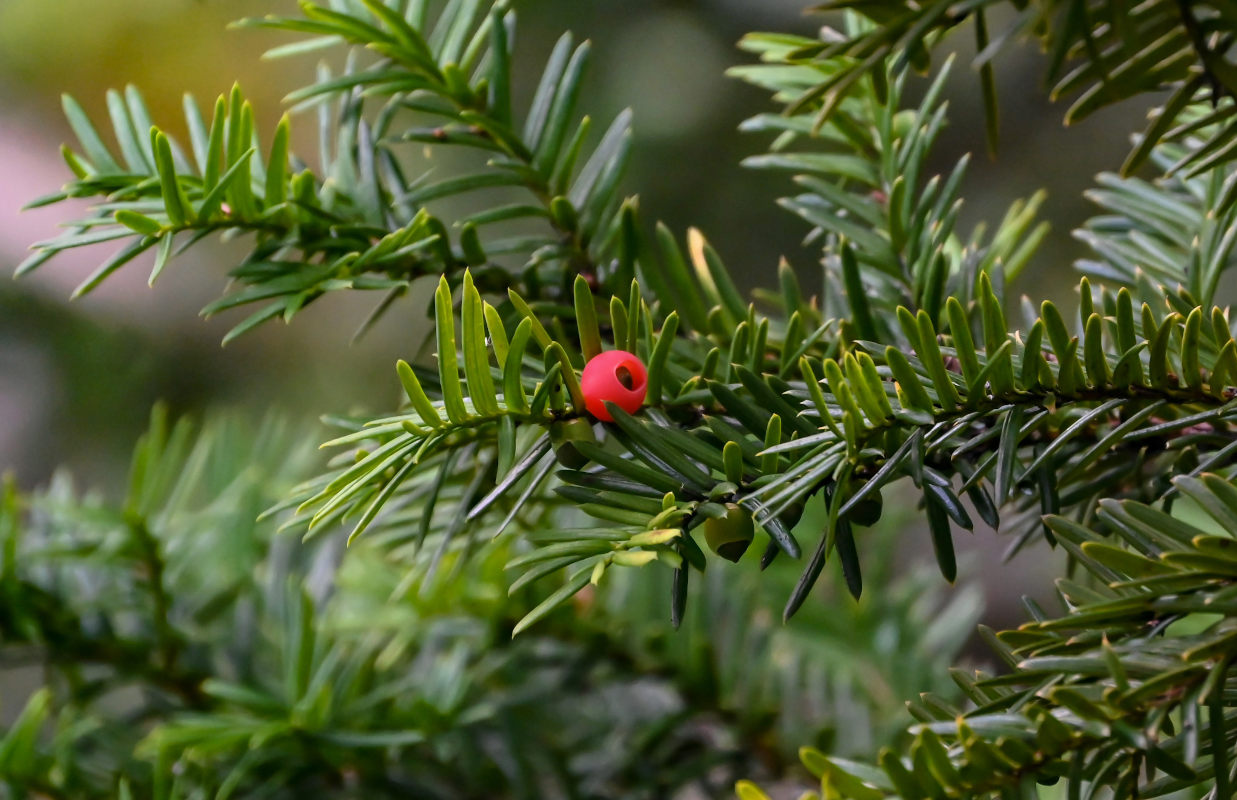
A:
11;0;1237;797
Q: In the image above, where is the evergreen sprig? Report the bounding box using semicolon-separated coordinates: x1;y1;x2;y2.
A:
1078;138;1237;308
20;0;636;342
273;20;1237;631
15;0;1237;797
21;84;447;343
731;40;1050;334
765;2;1237;186
311;254;1237;630
743;471;1237;799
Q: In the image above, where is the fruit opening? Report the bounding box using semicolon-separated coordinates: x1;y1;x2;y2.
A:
716;539;750;563
615;365;638;391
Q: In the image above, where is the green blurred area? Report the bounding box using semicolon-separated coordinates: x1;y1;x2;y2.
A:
0;0;1151;630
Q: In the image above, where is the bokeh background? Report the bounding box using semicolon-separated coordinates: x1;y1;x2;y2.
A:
0;1;1154;664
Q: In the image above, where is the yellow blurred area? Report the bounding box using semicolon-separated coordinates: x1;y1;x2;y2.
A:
0;0;299;130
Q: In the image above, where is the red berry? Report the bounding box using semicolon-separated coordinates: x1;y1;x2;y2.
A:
581;350;648;421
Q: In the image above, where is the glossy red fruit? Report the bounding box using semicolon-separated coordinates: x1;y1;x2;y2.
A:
581;350;648;421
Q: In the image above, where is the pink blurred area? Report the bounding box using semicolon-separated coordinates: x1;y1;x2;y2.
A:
0;114;207;319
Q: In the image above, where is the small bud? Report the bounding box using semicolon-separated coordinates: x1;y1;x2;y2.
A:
703;503;755;563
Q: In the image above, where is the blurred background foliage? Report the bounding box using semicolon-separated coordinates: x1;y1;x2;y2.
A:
0;1;1177;786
